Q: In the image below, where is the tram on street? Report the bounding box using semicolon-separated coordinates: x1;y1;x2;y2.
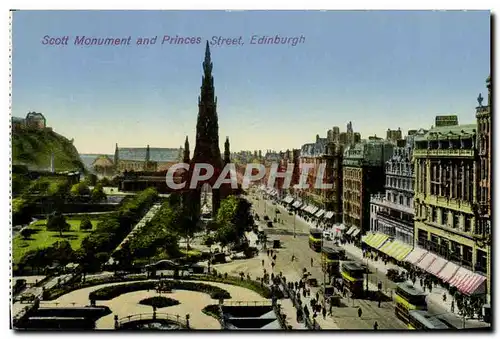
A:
407;310;451;330
394;282;428;325
340;262;365;297
321;246;342;277
309;228;322;252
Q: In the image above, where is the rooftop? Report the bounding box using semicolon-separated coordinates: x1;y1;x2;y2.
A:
414;124;477;141
118;147;180;162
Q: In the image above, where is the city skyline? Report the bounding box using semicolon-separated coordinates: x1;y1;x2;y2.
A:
12;10;490;154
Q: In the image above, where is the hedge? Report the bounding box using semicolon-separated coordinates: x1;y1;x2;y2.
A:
89;280;231;300
188;274;272;298
139;296;180;308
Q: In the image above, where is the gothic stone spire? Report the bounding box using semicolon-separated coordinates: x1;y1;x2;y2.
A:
224;136;230;164
183;136;190;163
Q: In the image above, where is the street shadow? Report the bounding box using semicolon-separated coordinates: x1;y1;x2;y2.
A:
364;290;392;302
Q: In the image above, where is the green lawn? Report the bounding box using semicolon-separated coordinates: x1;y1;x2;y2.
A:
12;218;99;264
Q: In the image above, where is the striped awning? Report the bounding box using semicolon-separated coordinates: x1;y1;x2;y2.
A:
310;206;319;214
363;232;389;250
292;201;302;208
301;204;309;211
346;226;357;235
437;261;460;283
390;241;413;261
324;211;334;219
351;228;361;237
283;196;294;204
405;247;428;265
378;240;395;255
426;256;448;276
448;267;487;296
416;252;438;270
315;209;325;218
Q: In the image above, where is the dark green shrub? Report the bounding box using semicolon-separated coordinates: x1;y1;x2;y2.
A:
139;296;180;308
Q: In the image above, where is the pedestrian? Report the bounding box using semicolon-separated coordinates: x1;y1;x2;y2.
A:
329;301;333;315
311;258;314;267
451;300;455;313
267;249;270;256
378;299;381;308
271;262;275;270
262;259;265;266
322;306;326;319
429;283;433;293
316;291;320;301
291;254;295;262
303;289;307;298
373;321;378;330
273;254;277;261
358;308;363;318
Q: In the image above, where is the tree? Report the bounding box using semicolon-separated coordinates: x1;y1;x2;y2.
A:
46;211;70;236
91;184;107;202
84;174;98;186
99;177;111;187
51;240;74;266
71;182;91;197
214;223;237;251
20;228;32;240
80;216;93;231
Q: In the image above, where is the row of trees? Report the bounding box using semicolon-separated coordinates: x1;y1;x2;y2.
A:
206;196;254;251
15;188;159;275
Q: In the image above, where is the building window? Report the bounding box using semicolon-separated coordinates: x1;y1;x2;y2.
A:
452;213;460;229
429;234;439;253
442;210;448;227
399;195;403;205
476;250;487;274
450;241;461;263
462;246;473;269
417;229;428;247
440;238;449;258
464;215;472;233
432;208;437;223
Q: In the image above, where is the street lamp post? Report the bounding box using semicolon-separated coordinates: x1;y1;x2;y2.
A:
293;208;296;238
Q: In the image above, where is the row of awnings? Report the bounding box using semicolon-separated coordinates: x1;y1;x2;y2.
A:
362;233;487;296
378;239;413;262
345;226;361;237
278;196;334;220
405;247;487;296
362;232;390;250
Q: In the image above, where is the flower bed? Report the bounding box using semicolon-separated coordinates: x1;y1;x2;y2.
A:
89;280;231;300
138;296;180;308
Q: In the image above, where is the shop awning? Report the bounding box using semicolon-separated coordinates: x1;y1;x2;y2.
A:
437;261;460;283
351;228;361;237
448;267;487;296
390;241;413;261
363;232;389;250
426;256;448;277
292;201;302;208
362;232;375;244
346;226;357;236
283;196;293;204
416;252;438;271
378;240;395;256
324;211;334;219
315;209;325;218
301;204;309;211
405;247;428;265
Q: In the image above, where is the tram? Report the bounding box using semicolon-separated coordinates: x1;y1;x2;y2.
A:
407;310;451;330
309;228;322;252
321;246;342;277
394;283;428;324
340;262;365;297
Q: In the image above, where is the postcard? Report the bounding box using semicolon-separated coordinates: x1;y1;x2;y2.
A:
10;9;492;331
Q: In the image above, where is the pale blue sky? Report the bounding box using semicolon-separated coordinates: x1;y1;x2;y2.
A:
12;10;490;154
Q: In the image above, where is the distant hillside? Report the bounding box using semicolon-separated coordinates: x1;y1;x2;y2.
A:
12;129;85;172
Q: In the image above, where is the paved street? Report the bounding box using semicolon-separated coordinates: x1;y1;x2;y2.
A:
238;190;488;329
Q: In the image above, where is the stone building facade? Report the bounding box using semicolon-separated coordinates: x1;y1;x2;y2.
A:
342;140;394;237
369;131;424;245
475;75;492;303
413;115;489;297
